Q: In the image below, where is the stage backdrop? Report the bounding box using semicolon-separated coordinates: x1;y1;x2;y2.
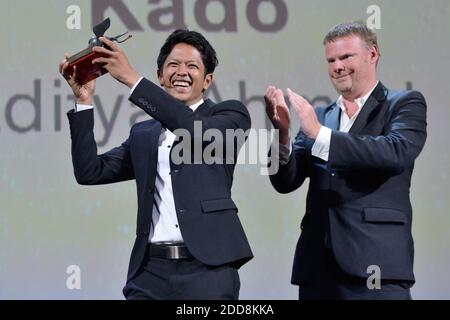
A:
1;0;449;299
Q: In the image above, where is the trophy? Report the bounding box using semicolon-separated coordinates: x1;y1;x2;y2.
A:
65;18;132;85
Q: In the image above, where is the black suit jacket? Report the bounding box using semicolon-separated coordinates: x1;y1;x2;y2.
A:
270;82;427;285
67;78;253;282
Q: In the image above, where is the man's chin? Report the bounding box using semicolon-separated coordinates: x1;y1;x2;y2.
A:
334;83;352;94
167;89;190;100
170;93;196;106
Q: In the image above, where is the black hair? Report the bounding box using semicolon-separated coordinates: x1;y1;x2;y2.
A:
157;29;219;75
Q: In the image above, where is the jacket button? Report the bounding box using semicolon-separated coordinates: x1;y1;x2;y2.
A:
179;209;185;214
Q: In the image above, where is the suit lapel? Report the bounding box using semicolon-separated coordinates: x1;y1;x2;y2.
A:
349;82;388;134
324;104;341;131
194;99;214;114
169;99;213;148
140;121;162;179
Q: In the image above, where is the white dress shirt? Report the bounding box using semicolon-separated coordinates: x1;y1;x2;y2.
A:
74;77;203;243
279;81;379;164
149;98;203;243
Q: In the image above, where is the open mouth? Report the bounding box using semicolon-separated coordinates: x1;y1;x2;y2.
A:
172;80;192;88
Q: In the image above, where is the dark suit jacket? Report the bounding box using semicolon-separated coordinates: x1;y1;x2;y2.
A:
270;82;427;285
67;78;253;282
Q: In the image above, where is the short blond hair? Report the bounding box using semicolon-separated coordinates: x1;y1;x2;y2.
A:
323;21;380;62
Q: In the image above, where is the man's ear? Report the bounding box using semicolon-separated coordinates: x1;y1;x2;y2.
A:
202;73;213;92
157;69;164;86
369;45;379;64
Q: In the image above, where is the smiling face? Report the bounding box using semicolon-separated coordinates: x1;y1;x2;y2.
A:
325;35;378;100
158;43;213;106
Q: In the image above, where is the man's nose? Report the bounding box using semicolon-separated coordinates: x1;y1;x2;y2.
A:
176;63;188;75
333;60;345;74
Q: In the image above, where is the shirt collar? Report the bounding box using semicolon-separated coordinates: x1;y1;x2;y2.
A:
336;81;379;112
189;99;204;112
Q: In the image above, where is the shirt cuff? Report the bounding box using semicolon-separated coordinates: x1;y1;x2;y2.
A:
130;77;144;95
75;104;94;112
279;141;292;165
311;126;331;161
